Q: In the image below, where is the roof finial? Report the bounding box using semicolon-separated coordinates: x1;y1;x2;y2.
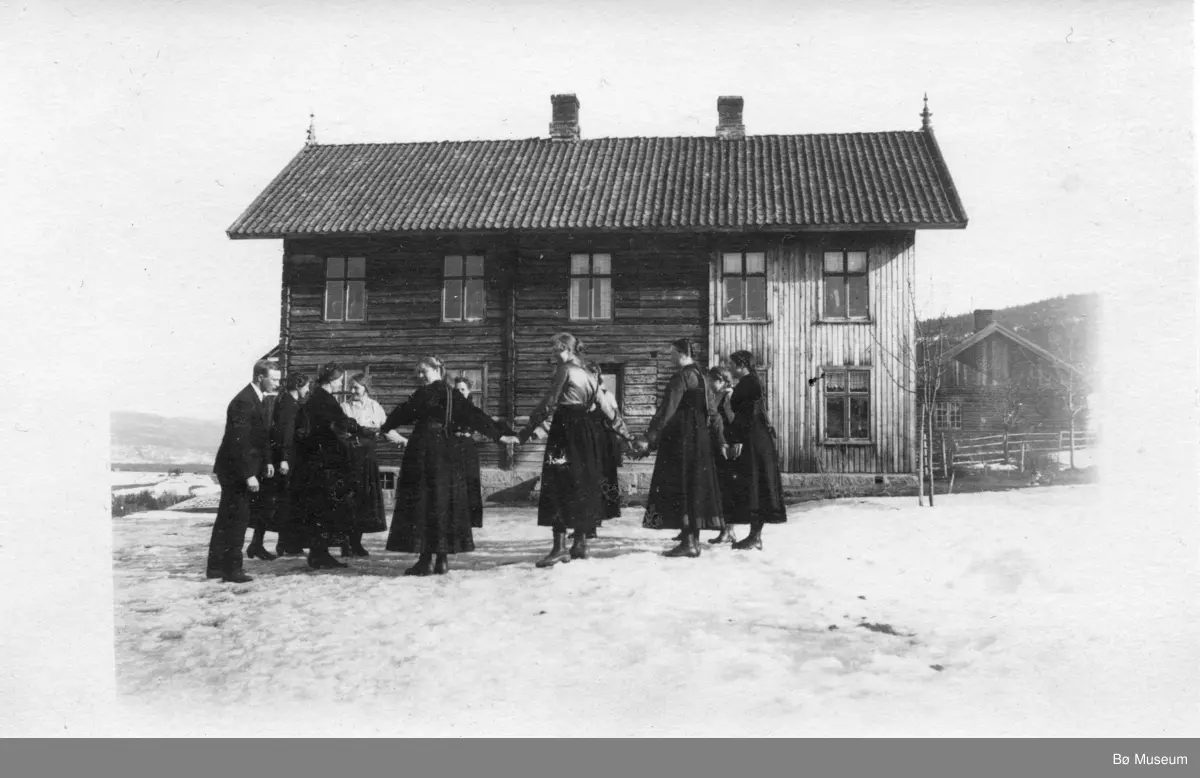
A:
305;113;318;146
920;93;932;131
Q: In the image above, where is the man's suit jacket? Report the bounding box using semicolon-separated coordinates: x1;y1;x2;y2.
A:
214;384;272;484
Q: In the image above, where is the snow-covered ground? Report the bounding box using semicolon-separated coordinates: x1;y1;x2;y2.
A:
110;471;218;498
110;484;1196;737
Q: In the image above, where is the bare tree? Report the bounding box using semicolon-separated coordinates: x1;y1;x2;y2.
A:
871;278;958;507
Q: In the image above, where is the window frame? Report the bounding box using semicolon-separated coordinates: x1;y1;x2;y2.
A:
718;251;770;323
568;253;614;322
820;249;870;322
323;256;367;322
933;401;963;430
449;364;489;415
329;364;370;406
822;366;872;444
598;362;625;412
441;254;487;324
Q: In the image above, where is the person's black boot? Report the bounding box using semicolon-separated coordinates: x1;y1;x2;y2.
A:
536;529;572;568
309;546;348;569
405;552;433;576
570;531;590;560
433;554;449;575
664;531;701;558
732;522;763;551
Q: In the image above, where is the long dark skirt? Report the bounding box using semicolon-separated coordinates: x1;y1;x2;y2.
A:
273;472;308;550
386;422;475;555
346;437;388;533
643;406;725;532
730;423;787;525
294;447;357;548
590;413;622;520
452;435;485;529
537;405;604;533
247;474;281;532
713;452;739;522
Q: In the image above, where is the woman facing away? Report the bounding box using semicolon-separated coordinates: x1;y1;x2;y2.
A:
636;337;727;558
339;372;390;557
583;360;633;539
293;362;366;570
518;333;634;567
381;356;519;576
450;376;485;531
706;365;740;545
272;370;312;557
724;350;787;550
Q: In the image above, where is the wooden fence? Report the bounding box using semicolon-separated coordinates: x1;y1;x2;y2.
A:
929;430;1097;471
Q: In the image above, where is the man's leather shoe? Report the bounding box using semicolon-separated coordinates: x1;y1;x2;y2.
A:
222;570;254;583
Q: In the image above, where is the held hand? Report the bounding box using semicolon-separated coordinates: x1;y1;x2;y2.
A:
730;444;744;459
265;464;275;479
499;435;521;446
246;476;260;492
279;461;289;476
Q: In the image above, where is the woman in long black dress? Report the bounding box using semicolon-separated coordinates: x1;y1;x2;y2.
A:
584;361;629;539
707;366;740;545
636;338;727;558
294;362;363;570
381;357;518;576
339;373;389;556
273;371;311;557
725;350;787;550
450;376;485;531
518;334;634;567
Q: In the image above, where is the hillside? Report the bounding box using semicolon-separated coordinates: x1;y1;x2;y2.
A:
111;411;223;465
920;293;1100;364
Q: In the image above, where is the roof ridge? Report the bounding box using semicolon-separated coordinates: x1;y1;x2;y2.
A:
302;131;929;150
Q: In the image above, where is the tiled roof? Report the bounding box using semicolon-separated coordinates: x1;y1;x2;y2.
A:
228;132;967;238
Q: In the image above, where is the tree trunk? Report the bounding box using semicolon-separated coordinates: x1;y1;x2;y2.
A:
917;421;925;506
926;416;935;506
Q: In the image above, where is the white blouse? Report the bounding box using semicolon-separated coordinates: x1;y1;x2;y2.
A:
340;396;388;429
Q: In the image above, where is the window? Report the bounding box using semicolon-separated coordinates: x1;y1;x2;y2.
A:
329;365;368;404
721;252;768;320
823;250;868;319
450;365;488;412
325;257;366;321
599;363;623;410
934;402;962;430
443;255;486;322
379;471;397;490
569;253;612;321
824;368;871;441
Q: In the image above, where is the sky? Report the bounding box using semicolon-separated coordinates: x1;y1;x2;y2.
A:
1;0;1194;421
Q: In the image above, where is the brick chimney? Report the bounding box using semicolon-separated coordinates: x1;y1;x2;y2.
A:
549;94;580;141
974;309;996;331
716;96;745;140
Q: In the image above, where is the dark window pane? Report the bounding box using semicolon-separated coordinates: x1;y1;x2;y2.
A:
746;277;767;319
594;277;612;319
464;279;486;320
826;397;846;439
444;255;463;278
465;255;484;276
346;257;366;278
848;276;868;318
723;277;744;319
325;281;345;320
571;278;591;319
825;278;845;318
850;397;870;438
326;256;345;279
443;280;463;320
346;280;366;321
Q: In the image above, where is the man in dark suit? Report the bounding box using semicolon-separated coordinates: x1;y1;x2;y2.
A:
206;359;281;583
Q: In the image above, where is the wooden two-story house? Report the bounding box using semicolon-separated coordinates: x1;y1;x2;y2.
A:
228;94;968;485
